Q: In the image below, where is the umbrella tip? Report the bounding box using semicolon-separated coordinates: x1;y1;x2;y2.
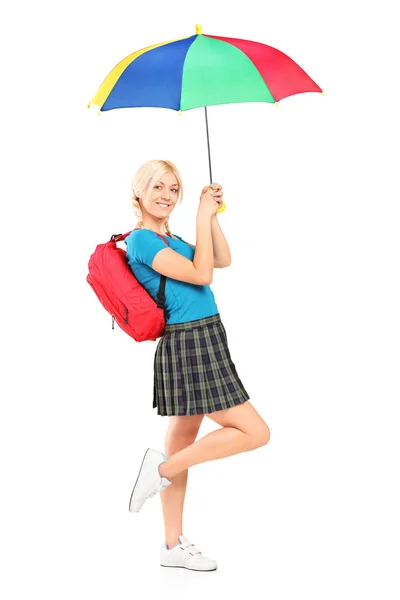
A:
195;24;203;35
322;90;326;96
275;101;279;107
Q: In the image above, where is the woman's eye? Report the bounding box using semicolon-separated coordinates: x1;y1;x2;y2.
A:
155;186;178;192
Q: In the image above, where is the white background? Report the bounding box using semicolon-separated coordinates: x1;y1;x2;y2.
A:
2;0;399;598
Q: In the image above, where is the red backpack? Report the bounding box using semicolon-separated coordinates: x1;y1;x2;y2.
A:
86;228;171;342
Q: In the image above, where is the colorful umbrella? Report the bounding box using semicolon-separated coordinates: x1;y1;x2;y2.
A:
88;24;324;213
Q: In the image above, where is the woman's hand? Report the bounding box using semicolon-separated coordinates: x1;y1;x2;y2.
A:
198;183;224;218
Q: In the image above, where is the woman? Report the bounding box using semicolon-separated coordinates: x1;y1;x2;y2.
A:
125;159;270;571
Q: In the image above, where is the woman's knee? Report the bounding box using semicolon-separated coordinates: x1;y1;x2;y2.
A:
251;423;271;448
206;400;270;448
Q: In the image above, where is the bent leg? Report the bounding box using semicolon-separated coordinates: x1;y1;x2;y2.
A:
159;401;270;480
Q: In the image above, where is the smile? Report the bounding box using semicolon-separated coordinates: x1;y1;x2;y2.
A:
156;202;170;207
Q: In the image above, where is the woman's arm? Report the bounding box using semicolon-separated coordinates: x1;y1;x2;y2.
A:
210;214;231;268
187;216;231;268
192;210;214;283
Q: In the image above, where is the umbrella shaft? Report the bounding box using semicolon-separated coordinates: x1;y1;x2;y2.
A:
204;106;213;184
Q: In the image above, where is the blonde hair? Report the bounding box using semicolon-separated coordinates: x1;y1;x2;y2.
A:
131;160;184;237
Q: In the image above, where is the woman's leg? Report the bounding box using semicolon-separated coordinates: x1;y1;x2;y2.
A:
160;414;205;550
159;401;270;481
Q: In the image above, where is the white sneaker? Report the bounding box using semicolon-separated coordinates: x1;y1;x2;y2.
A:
160;535;217;571
129;448;172;513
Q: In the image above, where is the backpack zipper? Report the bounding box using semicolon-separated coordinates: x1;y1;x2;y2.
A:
111;309;128;328
88;273;127;331
111;306;128;329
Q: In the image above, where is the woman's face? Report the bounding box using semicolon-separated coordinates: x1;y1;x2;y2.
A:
142;172;180;218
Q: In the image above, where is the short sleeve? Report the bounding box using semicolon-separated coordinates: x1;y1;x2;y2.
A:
173;234;194;247
126;230;170;267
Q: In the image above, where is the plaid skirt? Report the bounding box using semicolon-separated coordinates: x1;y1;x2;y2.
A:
153;313;250;416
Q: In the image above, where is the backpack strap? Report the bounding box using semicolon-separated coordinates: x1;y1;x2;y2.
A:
111;229;171;321
152;232;170;321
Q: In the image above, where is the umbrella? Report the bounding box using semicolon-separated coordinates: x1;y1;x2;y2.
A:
88;24;324;213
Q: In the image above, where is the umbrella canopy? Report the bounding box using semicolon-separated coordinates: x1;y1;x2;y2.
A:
88;24;323;112
88;25;323;212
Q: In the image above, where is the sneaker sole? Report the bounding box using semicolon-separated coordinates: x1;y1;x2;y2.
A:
160;564;217;571
129;448;151;512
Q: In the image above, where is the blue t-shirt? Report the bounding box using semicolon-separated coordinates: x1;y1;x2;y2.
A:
125;229;219;324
